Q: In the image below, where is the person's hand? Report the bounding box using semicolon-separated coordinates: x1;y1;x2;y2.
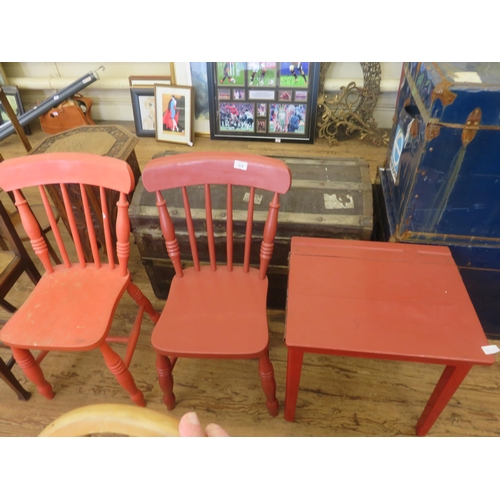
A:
178;411;230;437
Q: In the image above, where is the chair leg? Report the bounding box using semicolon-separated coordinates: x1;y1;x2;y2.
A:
0;356;31;400
10;347;54;400
156;353;176;410
127;282;160;324
99;342;146;407
0;235;8;251
0;298;18;313
258;351;279;417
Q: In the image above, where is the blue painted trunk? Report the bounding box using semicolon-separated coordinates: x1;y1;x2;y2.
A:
379;62;500;338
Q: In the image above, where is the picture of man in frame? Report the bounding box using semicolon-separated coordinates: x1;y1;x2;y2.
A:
217;63;245;86
162;93;185;134
279;62;309;88
247;62;276;87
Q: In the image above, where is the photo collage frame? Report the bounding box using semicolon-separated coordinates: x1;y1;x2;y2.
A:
207;62;320;143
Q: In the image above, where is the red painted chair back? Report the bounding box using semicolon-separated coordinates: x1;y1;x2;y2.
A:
0;152;158;407
142;152;292;278
0;152;135;276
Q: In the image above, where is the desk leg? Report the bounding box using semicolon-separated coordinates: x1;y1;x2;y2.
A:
284;348;304;422
416;364;471;437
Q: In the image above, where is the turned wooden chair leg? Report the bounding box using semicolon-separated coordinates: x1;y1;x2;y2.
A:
156;353;176;410
127;282;160;324
0;356;31;400
99;342;146;407
10;347;54;400
258;351;279;417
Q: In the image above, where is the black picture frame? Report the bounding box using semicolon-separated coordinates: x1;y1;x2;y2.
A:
130;87;156;137
0;85;31;136
207;62;320;143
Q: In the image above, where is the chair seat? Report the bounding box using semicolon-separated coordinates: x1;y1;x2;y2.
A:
0;264;130;351
152;266;270;358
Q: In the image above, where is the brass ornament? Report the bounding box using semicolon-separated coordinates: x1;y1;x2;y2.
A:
316;62;389;147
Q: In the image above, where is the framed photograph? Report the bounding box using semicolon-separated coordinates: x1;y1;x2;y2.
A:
233;89;245;100
207;62;320;143
278;90;292;102
0;85;31;136
154;84;194;146
130;87;156;137
295;90;308;102
257;119;267;132
257;103;267;117
188;62;210;137
219;102;255;133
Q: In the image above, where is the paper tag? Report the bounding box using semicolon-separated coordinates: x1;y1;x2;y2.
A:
82;76;92;84
482;345;500;355
324;193;354;209
53;95;59;100
188;141;193;147
52;111;59;116
453;72;482;83
234;160;247;171
275;138;281;143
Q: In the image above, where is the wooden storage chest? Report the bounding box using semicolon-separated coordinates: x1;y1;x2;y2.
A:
379;62;500;338
129;152;373;309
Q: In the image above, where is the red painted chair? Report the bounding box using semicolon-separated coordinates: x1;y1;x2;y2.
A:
0;152;160;406
142;152;291;416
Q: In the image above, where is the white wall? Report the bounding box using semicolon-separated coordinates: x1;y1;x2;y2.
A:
323;62;402;129
2;62;174;121
2;62;402;128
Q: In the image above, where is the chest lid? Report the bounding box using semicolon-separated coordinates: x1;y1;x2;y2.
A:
406;62;500;127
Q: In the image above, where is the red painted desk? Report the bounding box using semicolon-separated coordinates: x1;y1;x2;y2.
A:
284;237;494;436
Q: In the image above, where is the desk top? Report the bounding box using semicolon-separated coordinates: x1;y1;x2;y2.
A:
285;237;494;366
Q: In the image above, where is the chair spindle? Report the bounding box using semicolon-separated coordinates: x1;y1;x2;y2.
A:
38;185;70;268
156;191;183;278
243;186;255;273
182;186;200;271
100;186;115;269
260;192;280;280
80;184;101;268
60;183;86;268
226;184;233;271
115;192;130;277
13;189;53;274
205;184;216;271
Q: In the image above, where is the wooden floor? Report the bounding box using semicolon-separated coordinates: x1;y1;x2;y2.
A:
0;121;499;437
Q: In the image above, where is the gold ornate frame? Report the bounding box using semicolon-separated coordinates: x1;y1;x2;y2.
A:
316;62;389;147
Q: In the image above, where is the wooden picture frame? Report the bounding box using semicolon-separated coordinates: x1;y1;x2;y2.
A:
129;75;172;87
130;87;156;137
0;85;31;136
0;64;8;86
207;62;320;143
154;84;194;146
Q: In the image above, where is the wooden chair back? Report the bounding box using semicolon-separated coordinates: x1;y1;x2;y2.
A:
142;152;292;279
0;153;135;277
